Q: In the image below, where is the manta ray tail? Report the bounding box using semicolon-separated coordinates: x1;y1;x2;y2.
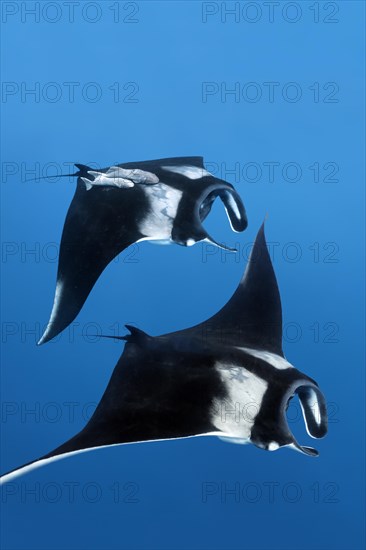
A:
91;325;151;345
24;164;84;183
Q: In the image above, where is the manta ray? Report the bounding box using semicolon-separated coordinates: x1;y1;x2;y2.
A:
0;224;327;484
38;156;247;345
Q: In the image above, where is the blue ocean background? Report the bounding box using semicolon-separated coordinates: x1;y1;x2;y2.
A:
1;2;365;549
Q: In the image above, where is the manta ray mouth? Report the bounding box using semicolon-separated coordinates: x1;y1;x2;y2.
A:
198;187;248;252
284;382;328;456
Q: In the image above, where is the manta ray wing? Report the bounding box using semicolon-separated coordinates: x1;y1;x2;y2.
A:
37;180;145;345
170;223;283;355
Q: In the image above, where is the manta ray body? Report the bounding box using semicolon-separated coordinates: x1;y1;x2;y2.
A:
0;225;327;485
38;156;247;345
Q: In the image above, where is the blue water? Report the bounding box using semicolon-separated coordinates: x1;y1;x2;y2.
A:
1;2;365;549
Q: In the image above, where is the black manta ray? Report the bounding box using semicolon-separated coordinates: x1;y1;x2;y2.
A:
0;224;327;484
38;156;247;345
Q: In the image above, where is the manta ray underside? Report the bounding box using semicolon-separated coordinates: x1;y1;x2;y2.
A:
38;156;247;345
0;224;327;484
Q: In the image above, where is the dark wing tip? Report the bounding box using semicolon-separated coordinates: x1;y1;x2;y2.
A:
257;219;266;242
37;326;56;346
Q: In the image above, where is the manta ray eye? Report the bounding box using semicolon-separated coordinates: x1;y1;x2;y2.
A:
199;193;216;221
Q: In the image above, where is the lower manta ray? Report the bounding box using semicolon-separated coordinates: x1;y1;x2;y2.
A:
0;224;327;484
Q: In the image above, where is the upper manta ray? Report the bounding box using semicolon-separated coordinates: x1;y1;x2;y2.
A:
0;224;327;484
38;156;247;345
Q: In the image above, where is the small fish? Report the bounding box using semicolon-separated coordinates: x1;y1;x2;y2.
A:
81;166;159;190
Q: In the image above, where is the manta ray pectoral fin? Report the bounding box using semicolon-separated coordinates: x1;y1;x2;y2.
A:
0;428;117;484
38;181;143;344
173;223;283;352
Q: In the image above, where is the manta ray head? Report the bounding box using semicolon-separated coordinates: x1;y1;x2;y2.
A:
171;179;248;252
250;376;328;457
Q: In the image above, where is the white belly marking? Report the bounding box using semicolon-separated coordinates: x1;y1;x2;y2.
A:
139;183;183;239
211;362;268;441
